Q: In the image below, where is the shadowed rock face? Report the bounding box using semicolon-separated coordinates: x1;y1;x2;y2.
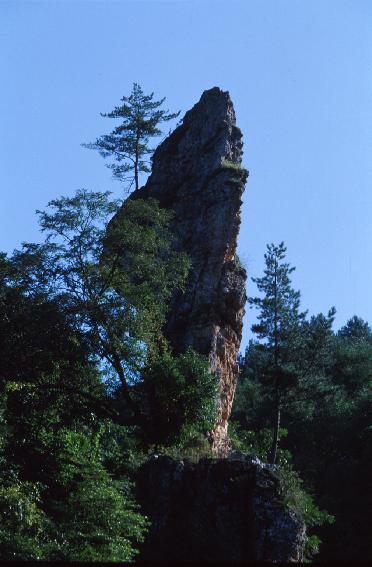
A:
136;455;306;562
134;87;248;454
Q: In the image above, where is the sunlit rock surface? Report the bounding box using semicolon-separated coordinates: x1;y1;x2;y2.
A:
133;87;248;454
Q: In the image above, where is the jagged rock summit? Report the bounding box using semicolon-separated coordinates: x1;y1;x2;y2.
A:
134;87;248;454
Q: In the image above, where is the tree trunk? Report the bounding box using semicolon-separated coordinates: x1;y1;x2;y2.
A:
269;261;281;465
109;350;142;422
269;387;281;464
134;131;140;191
134;160;139;191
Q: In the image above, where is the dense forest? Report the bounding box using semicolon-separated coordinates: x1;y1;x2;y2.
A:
231;243;372;561
0;85;370;562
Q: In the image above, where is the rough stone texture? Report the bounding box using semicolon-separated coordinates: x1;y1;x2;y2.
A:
136;454;306;562
133;87;248;454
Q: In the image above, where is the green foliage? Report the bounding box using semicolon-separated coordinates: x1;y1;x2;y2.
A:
0;179;225;559
229;421;334;561
0;275;90;385
248;242;307;463
9;189;190;425
148;432;213;463
42;428;149;562
234;343;273;430
98;422;147;479
0;88;227;560
232;242;372;560
220;160;248;183
0;475;49;560
233;313;372;561
0;358;149;561
104;197;190;351
54;477;146;561
220;159;243;171
338;315;372;341
229;422;291;465
249;242;307;349
0;398;149;562
138;347;218;445
7;84;372;563
274;466;334;560
331;335;372;392
83;83;180;190
0;185;203;559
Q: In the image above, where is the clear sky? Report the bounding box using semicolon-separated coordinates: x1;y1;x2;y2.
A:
1;0;372;350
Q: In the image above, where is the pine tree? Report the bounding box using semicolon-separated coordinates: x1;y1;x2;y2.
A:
248;242;307;464
83;83;180;191
338;315;372;342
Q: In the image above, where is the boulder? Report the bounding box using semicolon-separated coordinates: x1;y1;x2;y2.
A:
136;454;306;562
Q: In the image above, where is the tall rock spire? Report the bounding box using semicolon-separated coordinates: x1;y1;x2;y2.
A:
134;87;248;454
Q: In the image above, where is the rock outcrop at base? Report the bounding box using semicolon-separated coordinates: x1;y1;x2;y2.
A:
133;87;248;454
136;454;306;562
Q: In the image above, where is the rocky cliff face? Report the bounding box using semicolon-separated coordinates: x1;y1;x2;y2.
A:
136;454;306;562
133;87;248;454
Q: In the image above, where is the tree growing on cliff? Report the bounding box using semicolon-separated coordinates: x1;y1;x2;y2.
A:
248;242;307;464
10;189;189;422
0;185;221;559
83;83;180;191
8;189;217;442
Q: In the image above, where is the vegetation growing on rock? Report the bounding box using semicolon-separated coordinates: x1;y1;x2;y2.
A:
0;84;370;563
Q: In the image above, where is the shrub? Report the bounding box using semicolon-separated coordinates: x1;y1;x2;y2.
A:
138;347;218;445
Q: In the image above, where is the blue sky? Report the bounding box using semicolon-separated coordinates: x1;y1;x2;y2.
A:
1;0;371;350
